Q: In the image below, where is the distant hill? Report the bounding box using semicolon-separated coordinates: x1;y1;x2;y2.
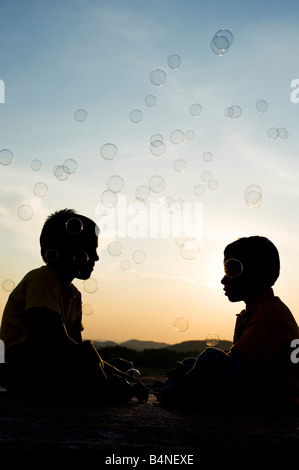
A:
93;340;118;349
119;339;170;351
166;340;233;352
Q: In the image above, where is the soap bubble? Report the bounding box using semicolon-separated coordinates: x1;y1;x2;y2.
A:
150;140;166;156
33;182;48;198
101;190;118;208
31;159;42;171
45;249;59;262
244;185;263;208
126;368;141;379
277;127;289;139
193;184;205;197
74;108;87;122
210;39;229;56
201;170;212;182
108;241;122;256
107;175;125;193
66;217;83;235
150;133;164;143
17;204;33;221
82;303;94;316
0;149;14;166
224;258;243;278
208;179;219;190
100;143;118;160
2;279;15;292
202;152;213;162
205;332;220;347
185;130;196;140
167;54;182;69
135;185;150;201
180;238;200;260
189;103;202;117
121;259;131;271
129;109;143;123
211;29;233;55
174;233;188;246
53;165;69;181
145;95;157;107
212;35;230;50
226;105;242;119
63;158;78;174
150;68;167;86
83;277;98;293
73;251;89;266
214;29;234;45
174;159;187;172
267;127;279;140
132;250;146;264
170;129;185;144
256;100;268;113
174;317;189;332
148;175;165;193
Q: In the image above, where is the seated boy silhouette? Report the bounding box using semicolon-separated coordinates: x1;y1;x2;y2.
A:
0;209;148;403
157;236;299;411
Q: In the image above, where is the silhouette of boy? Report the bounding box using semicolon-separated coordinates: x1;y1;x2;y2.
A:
157;236;299;411
0;209;148;403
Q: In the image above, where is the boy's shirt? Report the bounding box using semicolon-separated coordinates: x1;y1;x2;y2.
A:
230;288;299;406
0;265;83;356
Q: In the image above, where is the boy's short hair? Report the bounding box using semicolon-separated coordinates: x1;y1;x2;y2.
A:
224;236;280;287
40;208;99;263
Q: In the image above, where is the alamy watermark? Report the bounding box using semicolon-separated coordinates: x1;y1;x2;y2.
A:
0;340;4;363
95;195;203;243
0;79;5;103
290;339;299;364
290;79;299;103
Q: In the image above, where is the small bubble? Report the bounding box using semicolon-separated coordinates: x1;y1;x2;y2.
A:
256;100;268;113
121;259;131;271
0;149;14;166
145;95;157;107
167;54;182;69
74;108;87;122
205;332;220;347
63;158;78;174
2;279;15;292
107;175;125;193
180;238;200;260
244;185;263;208
17;204;33;221
202;152;213;162
189;103;202;117
174;159;187;172
135;185;150;201
148;175;165;193
174;317;189;332
193;184;205;197
170;129;185;145
100;143;118;161
45;249;59;262
83;277;98;293
108;241;122;256
33;182;48;198
101;190;118;208
82;303;94;316
150;140;166;157
73;251;89;266
66;217;83;235
224;258;243;278
132;250;146;264
31;159;42;171
129;109;143;123
150;69;167;86
201;170;212;182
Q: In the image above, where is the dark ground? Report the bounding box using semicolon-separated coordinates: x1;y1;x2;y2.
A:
0;376;298;463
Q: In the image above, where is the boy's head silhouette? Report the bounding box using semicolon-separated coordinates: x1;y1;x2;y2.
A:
221;236;280;304
40;208;100;281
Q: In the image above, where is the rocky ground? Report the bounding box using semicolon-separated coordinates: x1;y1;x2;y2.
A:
0;376;298;463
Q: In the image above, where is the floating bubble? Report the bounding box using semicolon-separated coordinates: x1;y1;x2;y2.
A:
0;149;14;166
74;108;87;122
208;179;219;190
167;54;182;69
31;159;42;171
170;129;185;145
212;34;230;50
100;143;118;161
174;159;187;172
244;185;263;208
150;68;167;86
129;109;143;123
33;182;48;198
148;175;165;193
185;130;196;140
201;170;212;182
214;29;234;46
145;95;157;107
126;368;141;379
210;29;233;55
256;100;268;113
2;279;15;292
189;103;202;117
53;165;69;181
107;175;125;193
121;259;131;271
227;105;242;119
277;127;289;139
174;233;188;246
210;39;229;56
205;332;220;347
267;127;279;140
150;140;166;157
73;251;89;266
101;190;118;208
132;250;146;264
45;249;59;262
150;133;164;143
132;198;146;211
63;158;78;174
193;184;205;197
83;277;98;293
174;317;189;332
135;185;150;201
17;204;33;221
202;151;213;162
180;238;200;260
82;303;94;316
66;217;83;235
224;258;243;278
108;240;122;256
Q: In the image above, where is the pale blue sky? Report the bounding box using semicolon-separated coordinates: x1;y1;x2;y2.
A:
1;0;299;343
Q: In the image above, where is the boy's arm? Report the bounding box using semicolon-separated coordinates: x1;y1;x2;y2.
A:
25;306;77;347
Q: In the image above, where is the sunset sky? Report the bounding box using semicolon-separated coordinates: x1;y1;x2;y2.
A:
1;0;299;344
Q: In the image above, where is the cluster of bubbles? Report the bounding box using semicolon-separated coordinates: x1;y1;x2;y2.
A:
173;317;220;347
101;175;125;209
174;235;201;261
107;240;146;271
244;184;263;208
52;158;78;182
267;127;289;140
224;105;242;119
193;152;218;197
210;29;234;56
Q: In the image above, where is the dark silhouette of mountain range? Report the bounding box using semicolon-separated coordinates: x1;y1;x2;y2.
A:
93;338;233;352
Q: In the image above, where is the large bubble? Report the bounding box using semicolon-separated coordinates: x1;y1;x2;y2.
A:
17;204;34;221
33;182;48;198
150;69;167;86
0;149;14;166
100;143;118;161
244;184;263;208
167;54;182;69
174;317;189;332
107;175;125;193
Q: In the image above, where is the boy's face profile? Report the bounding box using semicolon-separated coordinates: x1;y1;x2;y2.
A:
221;256;249;303
72;233;99;280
